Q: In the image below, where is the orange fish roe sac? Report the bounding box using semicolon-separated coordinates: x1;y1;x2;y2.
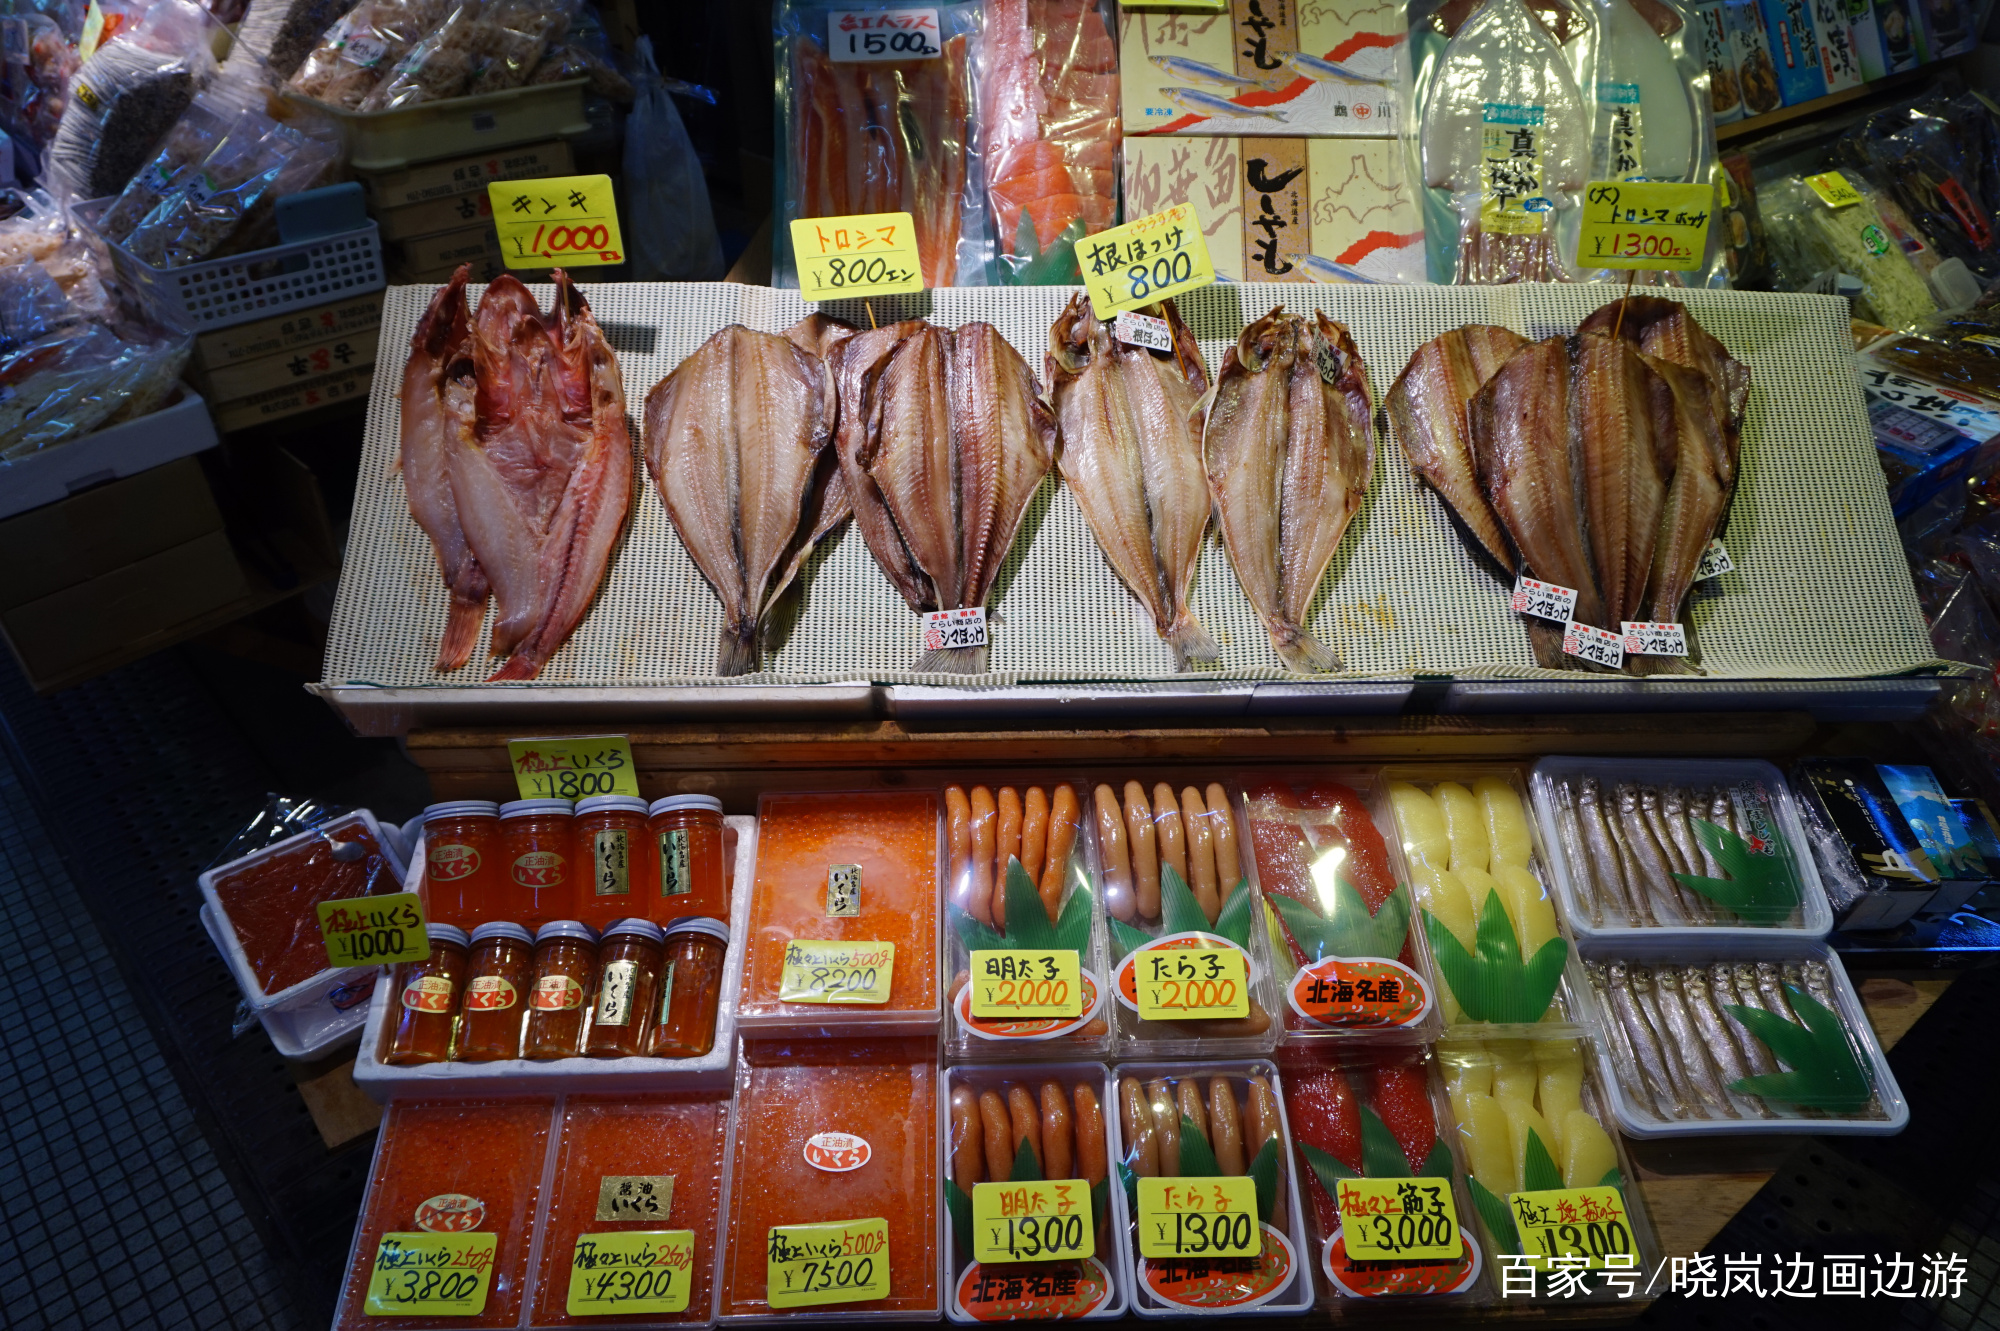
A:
530;1095;730;1326
720;1039;940;1318
209;812;397;997
740;792;940;1025
333;1099;555;1330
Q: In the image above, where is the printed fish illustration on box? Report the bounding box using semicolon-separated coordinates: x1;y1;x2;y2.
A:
1121;0;1407;137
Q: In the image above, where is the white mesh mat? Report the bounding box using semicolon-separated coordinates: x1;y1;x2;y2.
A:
323;281;1959;691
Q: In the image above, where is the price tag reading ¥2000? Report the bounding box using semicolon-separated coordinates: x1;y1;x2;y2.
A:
1337;1178;1462;1261
318;892;428;967
1079;203;1215;320
507;734;639;800
972;1180;1094;1263
1621;621;1688;657
1695;538;1734;581
790;212;923;299
767;1218;891;1309
566;1231;695;1315
1576;180;1713;271
1510;576;1577;623
1807;171;1865;209
921;607;986;653
1135;943;1248;1020
488;174;624;268
969;949;1082;1019
1563;621;1625;669
779;940;895;1005
1136;1177;1260;1259
1507;1186;1633;1270
364;1232;497;1316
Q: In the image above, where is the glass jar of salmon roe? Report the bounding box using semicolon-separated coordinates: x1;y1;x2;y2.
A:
420;801;501;928
384;924;470;1065
524;920;597;1060
647;795;728;924
649;917;729;1059
574;796;655;931
585;918;664;1058
459;921;534;1061
499;799;576;927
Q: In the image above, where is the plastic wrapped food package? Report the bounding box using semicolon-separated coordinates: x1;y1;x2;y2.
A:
356;1;481;110
203;810;398;998
0;318;193;459
285;0;452;110
1849;101;2000;284
5;10;80;151
45;0;220;199
123;113;341;267
227;0;364;81
1760;174;1936;329
95;73;271;243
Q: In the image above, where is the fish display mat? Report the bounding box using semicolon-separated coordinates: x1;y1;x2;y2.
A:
325;281;1955;691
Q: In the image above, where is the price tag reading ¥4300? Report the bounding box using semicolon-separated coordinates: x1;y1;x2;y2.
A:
507;735;639;800
791;212;924;299
364;1232;497;1316
1136;1177;1260;1260
566;1231;695;1316
972;1180;1094;1263
779;940;895;1005
1135;942;1248;1020
1576;180;1713;271
969;949;1081;1019
1507;1186;1632;1270
488;174;624;269
767;1218;891;1309
318;892;428;967
1337;1178;1462;1261
1079;203;1215;320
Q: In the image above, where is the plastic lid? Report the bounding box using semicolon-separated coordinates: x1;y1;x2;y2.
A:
426;923;471;948
602;917;666;943
535;919;599;945
500;798;574;819
423;801;499;820
576;795;650;816
468;921;534;946
649;794;723;816
665;916;730;945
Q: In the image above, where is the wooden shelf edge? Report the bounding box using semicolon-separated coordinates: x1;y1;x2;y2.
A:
1718;62;1952;144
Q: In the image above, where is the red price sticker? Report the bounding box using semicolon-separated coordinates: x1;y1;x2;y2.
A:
488;175;625;269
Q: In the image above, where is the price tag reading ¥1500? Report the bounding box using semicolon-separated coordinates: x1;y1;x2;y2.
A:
1563;621;1625;669
1510;576;1577;623
488;174;624;269
1136;1177;1260;1260
508;735;639;800
364;1232;496;1316
970;949;1082;1019
1576;180;1713;271
828;8;942;60
779;940;895;1005
566;1231;695;1315
1337;1177;1463;1261
318;892;428;967
1135;944;1248;1020
1079;203;1215;320
972;1180;1094;1263
790;213;924;299
1507;1186;1632;1270
767;1218;892;1309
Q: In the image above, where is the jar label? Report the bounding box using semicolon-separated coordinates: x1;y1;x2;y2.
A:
465;975;518;1011
803;1132;872;1173
596;1175;675;1222
427;843;480;882
415;1193;487;1233
513;850;566;888
656;961;677;1025
593;829;631;897
826;863;861;917
402;974;455;1012
659;829;690;897
532;974;585;1011
596;958;638;1026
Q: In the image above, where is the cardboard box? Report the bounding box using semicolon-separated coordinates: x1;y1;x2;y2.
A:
390;222;506;283
193;293;384;370
1810;0;1865;91
214;367;375;433
377;188;498;242
0;389;218;522
0;454;222;611
194;326;380;404
362;139;576;209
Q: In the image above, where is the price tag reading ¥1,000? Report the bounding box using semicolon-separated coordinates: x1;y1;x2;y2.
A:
1621;621;1688;657
1136;1177;1260;1260
969;948;1082;1019
767;1218;891;1309
1694;538;1734;581
779;940;896;1005
1507;1186;1633;1271
488;174;624;269
921;607;986;654
1337;1178;1463;1262
364;1232;496;1316
1135;944;1248;1020
972;1180;1095;1264
1807;171;1865;209
318;892;428;968
566;1231;695;1316
790;212;924;300
1564;621;1625;669
1510;576;1578;623
1080;203;1215;320
1576;180;1713;272
507;735;639;800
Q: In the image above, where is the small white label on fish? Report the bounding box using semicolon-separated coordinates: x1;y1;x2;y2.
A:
1113;311;1173;352
828;8;942;61
1620;621;1688;657
1564;621;1625;669
922;606;986;653
1510;576;1577;623
1314;344;1345;386
1694;538;1733;581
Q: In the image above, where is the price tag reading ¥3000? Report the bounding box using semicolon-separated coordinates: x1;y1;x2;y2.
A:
1079;203;1215;320
790;213;924;299
488;174;624;268
1136;1177;1260;1260
318;892;428;967
767;1218;891;1309
566;1230;695;1316
779;939;896;1005
1507;1186;1633;1270
364;1232;496;1316
1576;180;1713;272
970;949;1081;1019
507;735;639;800
1135;943;1248;1020
972;1180;1094;1263
1337;1177;1463;1261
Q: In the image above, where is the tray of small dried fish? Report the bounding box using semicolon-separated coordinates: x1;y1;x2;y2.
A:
1572;944;1907;1137
1529;757;1832;942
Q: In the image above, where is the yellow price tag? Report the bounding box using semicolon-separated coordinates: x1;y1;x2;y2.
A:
778;939;895;1005
488;174;624;269
1506;1186;1633;1271
1079;203;1215;320
1136;1177;1260;1260
1134;941;1248;1020
969;949;1082;1019
79;0;106;59
1807;170;1865;209
566;1231;695;1315
1336;1177;1463;1262
790;212;924;299
766;1218;892;1309
1576;180;1714;271
506;735;640;800
318;892;428;968
364;1232;496;1316
971;1181;1095;1264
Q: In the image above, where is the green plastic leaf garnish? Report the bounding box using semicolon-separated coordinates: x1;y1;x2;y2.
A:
1724;985;1872;1112
1177;1115;1220;1178
1212;879;1255;949
1466;1175;1520;1255
1671;817;1803;924
1358;1104;1408;1180
1269;879;1412;962
1159;864;1212;936
1419;1138;1455;1181
1300;1141;1358;1201
1010;1137;1043;1183
1002;858;1058;951
946;1179;974;1259
998;211;1086;286
1522;1129;1562;1192
1054;882;1094;955
950;903;1007;956
1423;889;1568;1023
1109;916;1152;961
1599;1166;1625;1191
1117;1159;1138;1214
1248;1137;1280;1224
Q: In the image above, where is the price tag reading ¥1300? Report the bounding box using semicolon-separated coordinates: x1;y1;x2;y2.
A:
507;735;640;800
364;1232;497;1316
969;949;1082;1019
779;940;895;1005
566;1231;695;1316
1079;203;1215;320
767;1218;891;1309
1507;1186;1633;1270
1135;943;1248;1020
1576;180;1713;271
972;1180;1094;1263
1337;1177;1463;1261
318;893;428;967
1136;1177;1260;1260
487;174;624;268
790;212;924;299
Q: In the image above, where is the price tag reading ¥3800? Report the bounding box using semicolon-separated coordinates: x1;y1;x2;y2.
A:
790;213;924;299
1507;1186;1633;1270
779;939;895;1005
1079;203;1215;320
507;735;639;800
1337;1177;1462;1261
767;1218;892;1309
318;892;428;967
970;949;1082;1019
1136;1177;1260;1259
566;1231;695;1315
487;174;624;269
1135;944;1248;1020
1576;180;1713;271
972;1180;1094;1263
364;1232;496;1316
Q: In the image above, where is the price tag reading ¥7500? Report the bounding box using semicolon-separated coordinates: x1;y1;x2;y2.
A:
1576;180;1713;271
318;892;428;967
507;735;639;800
1507;1186;1632;1270
972;1180;1094;1263
779;940;895;1005
969;949;1082;1019
1079;203;1215;320
767;1218;891;1309
790;213;924;299
566;1231;695;1315
364;1232;497;1316
1136;1177;1260;1260
1135;942;1248;1020
488;174;624;268
1337;1178;1462;1261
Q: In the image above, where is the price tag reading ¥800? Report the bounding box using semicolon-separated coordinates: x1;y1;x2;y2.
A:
1507;1187;1633;1270
790;213;924;299
779;940;895;1005
972;1180;1095;1263
488;174;624;268
1510;576;1577;623
1079;203;1215;320
566;1231;695;1315
1337;1178;1463;1261
970;949;1082;1019
767;1218;892;1309
1136;1177;1260;1260
364;1232;496;1316
508;735;639;800
1807;171;1865;209
1563;621;1625;669
318;892;428;967
1576;180;1713;271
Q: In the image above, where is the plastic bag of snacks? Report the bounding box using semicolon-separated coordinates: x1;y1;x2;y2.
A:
44;0;220;199
463;0;577;94
226;0;363;82
95;71;271;243
284;0;451;110
125;113;341;267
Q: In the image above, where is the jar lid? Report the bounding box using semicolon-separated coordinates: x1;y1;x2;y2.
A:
602;917;666;943
535;919;598;945
426;923;471;948
576;795;650;816
500;798;574;819
422;800;499;820
665;916;730;945
649;794;723;816
469;921;534;946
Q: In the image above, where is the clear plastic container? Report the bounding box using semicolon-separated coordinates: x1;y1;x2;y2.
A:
649;794;730;924
575;796;655;932
501;798;578;928
421;800;503;928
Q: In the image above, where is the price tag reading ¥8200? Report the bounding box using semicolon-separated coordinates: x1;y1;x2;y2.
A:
1337;1178;1462;1262
1620;621;1688;657
1113;311;1173;351
828;8;942;61
1507;1186;1633;1270
488;174;624;268
972;1180;1094;1263
921;607;986;654
318;892;428;967
1576;180;1713;271
790;212;924;299
1079;204;1216;320
1135;945;1248;1020
767;1218;892;1309
1695;538;1734;581
566;1231;695;1316
508;735;639;800
364;1232;497;1316
779;940;895;1005
1563;621;1625;669
1510;576;1577;623
969;949;1082;1019
1136;1177;1260;1260
1807;170;1865;209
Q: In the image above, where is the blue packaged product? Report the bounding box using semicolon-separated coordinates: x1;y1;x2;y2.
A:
1876;764;1986;877
1869;399;1979;518
1725;0;1782;115
1758;0;1828;105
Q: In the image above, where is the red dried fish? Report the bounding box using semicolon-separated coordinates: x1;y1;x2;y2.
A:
400;267;488;671
981;0;1120;265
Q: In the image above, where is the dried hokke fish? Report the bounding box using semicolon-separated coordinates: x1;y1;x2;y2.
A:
1386;324;1525;574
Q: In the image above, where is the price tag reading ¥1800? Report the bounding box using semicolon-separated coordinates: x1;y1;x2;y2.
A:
1079;203;1215;320
488;174;624;268
318;892;428;967
1507;1186;1633;1270
1136;1177;1260;1259
1337;1177;1463;1261
1620;621;1688;657
1510;576;1577;623
507;735;639;800
779;940;895;1005
970;949;1082;1019
566;1231;695;1315
1135;944;1248;1020
972;1180;1095;1263
1576;180;1713;271
364;1232;496;1316
1807;171;1865;209
1563;621;1625;669
767;1218;891;1309
790;213;924;299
